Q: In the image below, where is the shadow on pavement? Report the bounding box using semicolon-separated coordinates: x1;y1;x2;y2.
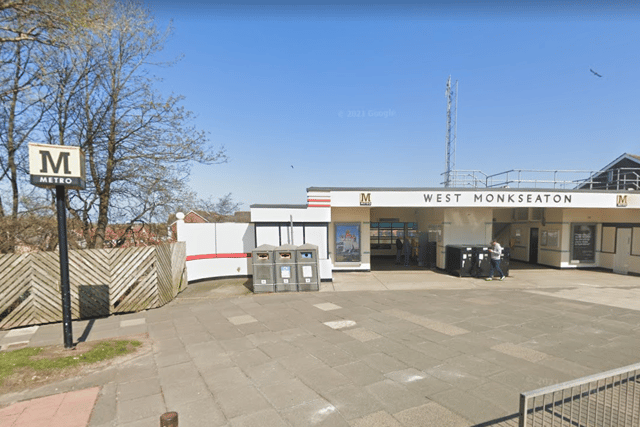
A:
76;319;95;343
471;413;519;427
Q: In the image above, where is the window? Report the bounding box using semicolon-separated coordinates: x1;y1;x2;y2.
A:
370;222;417;249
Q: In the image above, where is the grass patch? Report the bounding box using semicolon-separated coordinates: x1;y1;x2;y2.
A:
0;339;142;390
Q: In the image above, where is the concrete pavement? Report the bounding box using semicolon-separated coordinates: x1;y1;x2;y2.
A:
1;263;640;426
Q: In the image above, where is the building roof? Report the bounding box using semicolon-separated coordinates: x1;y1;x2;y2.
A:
595;153;640;172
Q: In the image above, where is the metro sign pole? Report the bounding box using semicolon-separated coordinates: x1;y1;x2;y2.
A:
29;143;86;349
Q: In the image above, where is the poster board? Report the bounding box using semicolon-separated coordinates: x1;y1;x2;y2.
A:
571;224;596;263
335;223;361;263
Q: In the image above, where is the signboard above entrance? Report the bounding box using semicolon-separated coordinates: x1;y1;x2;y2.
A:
323;189;638;209
28;143;86;189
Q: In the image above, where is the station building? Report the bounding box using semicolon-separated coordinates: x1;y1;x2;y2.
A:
250;155;640;281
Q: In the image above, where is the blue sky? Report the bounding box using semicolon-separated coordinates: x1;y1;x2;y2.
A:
145;1;640;209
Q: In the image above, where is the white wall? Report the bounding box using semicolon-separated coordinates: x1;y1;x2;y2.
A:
440;208;492;269
177;221;255;282
251;206;330;222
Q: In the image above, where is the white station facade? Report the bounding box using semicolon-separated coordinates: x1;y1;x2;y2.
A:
251;187;640;281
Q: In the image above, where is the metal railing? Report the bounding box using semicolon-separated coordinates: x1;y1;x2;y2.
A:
440;168;640;190
441;170;489;188
519;362;640;427
486;170;598;189
577;169;640;191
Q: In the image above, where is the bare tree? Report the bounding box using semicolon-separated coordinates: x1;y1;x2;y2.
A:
42;0;226;248
0;0;229;252
0;38;46;218
0;0;110;252
0;0;102;45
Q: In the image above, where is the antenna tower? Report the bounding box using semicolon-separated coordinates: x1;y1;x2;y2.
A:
444;76;458;187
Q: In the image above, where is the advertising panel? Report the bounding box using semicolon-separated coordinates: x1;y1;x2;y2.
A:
571;224;596;263
335;223;360;263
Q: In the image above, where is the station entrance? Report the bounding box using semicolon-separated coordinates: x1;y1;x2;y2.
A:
367;206;568;272
369;207;436;271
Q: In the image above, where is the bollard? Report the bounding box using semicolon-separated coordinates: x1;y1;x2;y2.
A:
160;412;178;427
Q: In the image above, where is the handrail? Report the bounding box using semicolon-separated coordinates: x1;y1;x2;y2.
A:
440;167;640;190
521;361;640;399
519;361;640;427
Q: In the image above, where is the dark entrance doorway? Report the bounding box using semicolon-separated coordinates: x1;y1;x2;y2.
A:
529;227;539;264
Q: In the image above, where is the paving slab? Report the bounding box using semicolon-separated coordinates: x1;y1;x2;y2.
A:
393;402;470;427
322;384;385;421
279;399;348;427
213;384;272;419
259;378;322;410
1;265;640;427
116;393;165;425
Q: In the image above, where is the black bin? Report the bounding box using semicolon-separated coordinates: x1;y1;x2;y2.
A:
470;245;491;277
502;247;510;277
445;245;475;277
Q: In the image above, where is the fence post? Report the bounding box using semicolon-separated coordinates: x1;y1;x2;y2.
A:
519;393;527;427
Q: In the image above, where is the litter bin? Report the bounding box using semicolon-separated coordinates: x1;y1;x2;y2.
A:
502;247;510;277
252;244;276;293
275;244;298;292
470;245;491;277
296;243;319;291
445;245;475;277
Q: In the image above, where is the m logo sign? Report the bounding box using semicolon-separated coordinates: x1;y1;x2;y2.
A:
617;195;628;207
29;143;86;189
360;193;372;206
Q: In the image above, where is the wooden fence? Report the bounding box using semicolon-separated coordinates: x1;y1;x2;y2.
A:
0;242;186;330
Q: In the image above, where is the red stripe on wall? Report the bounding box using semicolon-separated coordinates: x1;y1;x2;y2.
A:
187;253;251;261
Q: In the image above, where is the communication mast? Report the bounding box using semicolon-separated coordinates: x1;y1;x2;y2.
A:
444;76;458;187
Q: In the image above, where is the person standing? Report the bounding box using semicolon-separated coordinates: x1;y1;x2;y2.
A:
486;240;505;281
403;236;412;267
395;237;403;264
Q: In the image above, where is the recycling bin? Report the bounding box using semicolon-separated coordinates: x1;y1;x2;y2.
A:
445;245;475;277
502;247;511;277
470;245;491;277
252;244;276;293
274;244;298;292
296;243;319;291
